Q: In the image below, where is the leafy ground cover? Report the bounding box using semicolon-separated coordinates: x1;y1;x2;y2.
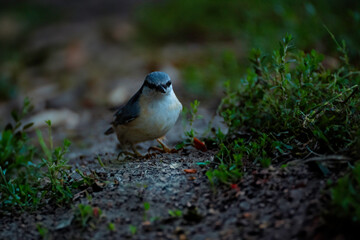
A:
0;99;98;212
203;34;360;227
207;33;359;180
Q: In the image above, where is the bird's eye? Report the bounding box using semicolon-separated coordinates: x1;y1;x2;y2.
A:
166;81;171;87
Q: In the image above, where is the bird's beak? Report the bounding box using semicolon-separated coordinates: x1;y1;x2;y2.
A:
158;85;166;93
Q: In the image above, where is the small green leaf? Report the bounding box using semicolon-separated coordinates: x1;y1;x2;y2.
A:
108;222;116;232
143;202;150;211
129;225;137;235
22;122;34;130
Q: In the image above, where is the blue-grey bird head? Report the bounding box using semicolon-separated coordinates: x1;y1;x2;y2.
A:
143;71;172;95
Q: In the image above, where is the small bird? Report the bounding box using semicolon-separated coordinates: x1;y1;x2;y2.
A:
105;71;182;156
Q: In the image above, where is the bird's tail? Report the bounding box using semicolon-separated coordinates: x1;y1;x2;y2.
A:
104;127;114;135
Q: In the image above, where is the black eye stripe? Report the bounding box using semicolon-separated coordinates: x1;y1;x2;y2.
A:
144;81;171;90
144;81;156;89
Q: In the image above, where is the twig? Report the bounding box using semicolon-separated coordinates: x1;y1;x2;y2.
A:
341;85;359;105
287;155;351;165
303;155;351;163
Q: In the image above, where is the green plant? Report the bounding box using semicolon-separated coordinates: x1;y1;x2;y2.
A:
0;98;34;173
185;100;202;139
74;204;102;228
143;202;150;211
330;162;360;223
207;33;360;184
0;99;96;212
37;120;73;204
168;209;182;218
108;222;116;232
36;223;49;239
177;100;203;149
0;98;39;209
206;141;244;185
129;225;137;235
143;202;150;221
97;155;105;167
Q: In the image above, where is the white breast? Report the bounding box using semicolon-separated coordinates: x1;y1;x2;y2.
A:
116;89;182;144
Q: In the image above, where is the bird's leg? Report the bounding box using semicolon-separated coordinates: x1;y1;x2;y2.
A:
155;138;177;153
147;139;168;153
131;144;144;157
147;146;163;153
116;144;143;159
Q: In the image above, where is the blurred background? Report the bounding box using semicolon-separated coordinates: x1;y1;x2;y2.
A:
0;0;359;148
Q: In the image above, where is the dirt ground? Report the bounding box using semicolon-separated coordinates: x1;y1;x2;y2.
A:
0;101;343;240
0;109;335;239
0;2;352;240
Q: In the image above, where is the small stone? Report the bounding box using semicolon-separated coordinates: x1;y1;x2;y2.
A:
174;226;184;234
259;222;268;229
142;221;151;231
208;208;219;215
275;220;285;228
214;220;222;230
239;201;250;210
179;234;187;240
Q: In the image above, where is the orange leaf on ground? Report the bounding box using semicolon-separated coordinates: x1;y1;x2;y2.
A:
184;169;197;174
93;207;100;218
243;212;252;218
193;137;207;152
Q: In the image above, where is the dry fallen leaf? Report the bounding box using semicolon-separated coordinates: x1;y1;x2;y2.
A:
230;184;240;190
72;189;87;201
93;207;100;218
184;169;197;174
243;212;252;218
259;222;268;229
193;137;207;152
114;179;119;185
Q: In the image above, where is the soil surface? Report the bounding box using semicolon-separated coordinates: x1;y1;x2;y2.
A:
0;108;337;239
0;116;332;240
0;2;346;240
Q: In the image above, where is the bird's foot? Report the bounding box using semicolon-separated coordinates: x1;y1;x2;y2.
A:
147;139;178;154
117;150;138;160
116;145;145;159
131;145;157;159
141;152;157;159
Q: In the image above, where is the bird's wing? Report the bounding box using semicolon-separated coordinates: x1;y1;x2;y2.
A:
104;86;143;135
112;87;142;126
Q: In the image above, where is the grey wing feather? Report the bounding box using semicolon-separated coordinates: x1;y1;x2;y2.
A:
104;86;142;135
112;87;142;126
